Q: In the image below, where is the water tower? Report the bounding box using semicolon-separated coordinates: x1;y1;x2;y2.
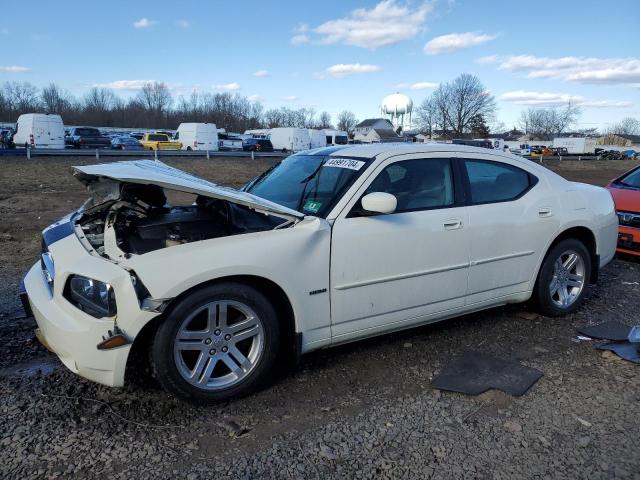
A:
381;92;413;130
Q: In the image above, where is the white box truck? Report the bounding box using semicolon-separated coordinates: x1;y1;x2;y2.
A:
308;129;326;149
176;123;219;151
248;128;310;152
552;137;597;154
323;129;349;145
13;113;65;149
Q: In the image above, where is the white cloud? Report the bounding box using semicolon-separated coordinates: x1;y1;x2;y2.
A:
499;90;632;108
0;65;30;73
495;55;640;85
476;55;498;64
410;81;438;90
294;23;309;33
248;94;266;103
291;34;309;45
325;63;381;78
314;0;433;49
213;82;240;91
133;18;156;29
177;19;190;28
424;32;496;55
93;80;156;90
283;95;299;101
253;70;271;78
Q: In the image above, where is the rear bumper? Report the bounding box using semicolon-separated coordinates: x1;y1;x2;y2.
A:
617;226;640;256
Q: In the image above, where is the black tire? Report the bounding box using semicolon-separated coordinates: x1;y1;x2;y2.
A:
151;282;280;404
533;238;591;317
186;146;192;151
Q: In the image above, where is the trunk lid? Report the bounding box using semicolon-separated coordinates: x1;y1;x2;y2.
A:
72;159;304;221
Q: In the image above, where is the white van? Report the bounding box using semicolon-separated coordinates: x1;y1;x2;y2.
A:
13;113;65;149
308;129;326;149
323;129;349;146
176;123;219;151
268;128;311;152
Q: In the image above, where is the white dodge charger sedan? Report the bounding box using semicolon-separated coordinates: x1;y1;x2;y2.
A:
22;144;618;403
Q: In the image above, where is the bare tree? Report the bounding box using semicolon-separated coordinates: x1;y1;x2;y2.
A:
336;110;358;135
318;111;333;129
519;104;581;140
444;74;496;134
609;117;640;135
415;97;437;137
41;83;73;114
3;81;41;112
136;82;173;115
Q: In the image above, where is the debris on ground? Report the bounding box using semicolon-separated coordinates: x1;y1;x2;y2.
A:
431;351;543;396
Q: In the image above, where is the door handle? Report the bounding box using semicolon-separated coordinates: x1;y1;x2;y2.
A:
443;218;463;230
538;207;553;218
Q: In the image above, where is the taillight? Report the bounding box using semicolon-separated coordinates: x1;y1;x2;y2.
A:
29;134;34;145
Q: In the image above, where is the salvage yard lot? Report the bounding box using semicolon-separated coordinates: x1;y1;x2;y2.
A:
1;156;639;479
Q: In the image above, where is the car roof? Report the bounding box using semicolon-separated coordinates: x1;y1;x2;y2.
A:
329;142;520;161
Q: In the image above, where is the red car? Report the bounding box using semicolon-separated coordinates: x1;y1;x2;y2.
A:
607;165;640;256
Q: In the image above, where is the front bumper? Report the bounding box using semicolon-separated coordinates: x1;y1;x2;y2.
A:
22;232;158;387
617;226;640;256
24;262;127;386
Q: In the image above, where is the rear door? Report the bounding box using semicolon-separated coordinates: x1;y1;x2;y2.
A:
458;153;561;304
34;118;46;147
48;118;63;148
330;154;470;342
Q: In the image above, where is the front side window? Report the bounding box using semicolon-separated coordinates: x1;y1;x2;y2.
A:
464;159;533;204
364;158;455;212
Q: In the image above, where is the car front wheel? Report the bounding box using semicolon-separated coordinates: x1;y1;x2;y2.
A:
151;283;279;403
534;238;591;316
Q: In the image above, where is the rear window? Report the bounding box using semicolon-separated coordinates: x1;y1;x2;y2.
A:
148;134;168;141
76;128;100;136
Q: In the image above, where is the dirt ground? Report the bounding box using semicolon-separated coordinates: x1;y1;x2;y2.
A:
1;156;639;479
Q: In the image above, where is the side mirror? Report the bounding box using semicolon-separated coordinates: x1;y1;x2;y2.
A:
360;192;397;215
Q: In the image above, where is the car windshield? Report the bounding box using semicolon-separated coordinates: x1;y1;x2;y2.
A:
617;167;640;188
245;154;369;217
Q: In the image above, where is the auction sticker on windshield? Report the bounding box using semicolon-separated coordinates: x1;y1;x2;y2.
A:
324;158;365;170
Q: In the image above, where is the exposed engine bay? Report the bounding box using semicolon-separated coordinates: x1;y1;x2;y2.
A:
76;183;286;257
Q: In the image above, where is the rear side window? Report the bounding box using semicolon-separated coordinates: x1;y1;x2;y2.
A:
464;159;534;204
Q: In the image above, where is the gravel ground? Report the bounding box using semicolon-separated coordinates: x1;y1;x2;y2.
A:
1;156;639;479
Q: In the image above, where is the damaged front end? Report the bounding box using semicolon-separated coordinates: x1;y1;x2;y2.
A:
71;160;303;261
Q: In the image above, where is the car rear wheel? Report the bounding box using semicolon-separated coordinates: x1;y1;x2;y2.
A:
151;283;279;403
534;238;591;316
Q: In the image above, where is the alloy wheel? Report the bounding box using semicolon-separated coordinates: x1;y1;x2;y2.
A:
549;249;586;308
173;300;265;390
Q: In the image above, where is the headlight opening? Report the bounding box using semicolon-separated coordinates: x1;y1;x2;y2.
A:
64;275;117;318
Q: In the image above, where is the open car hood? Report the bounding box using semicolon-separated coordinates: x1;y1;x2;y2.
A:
72;160;304;221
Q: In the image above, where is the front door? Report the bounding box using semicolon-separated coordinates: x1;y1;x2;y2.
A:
330;155;470;342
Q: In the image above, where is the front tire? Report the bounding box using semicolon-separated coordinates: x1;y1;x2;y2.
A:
534;238;591;317
152;283;280;403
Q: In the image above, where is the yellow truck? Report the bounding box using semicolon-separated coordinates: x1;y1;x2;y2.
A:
140;133;182;151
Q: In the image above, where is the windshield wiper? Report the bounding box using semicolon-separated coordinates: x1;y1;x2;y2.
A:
296;160;326;212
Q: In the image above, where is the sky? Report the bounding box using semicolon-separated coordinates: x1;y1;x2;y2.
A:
1;0;639;131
